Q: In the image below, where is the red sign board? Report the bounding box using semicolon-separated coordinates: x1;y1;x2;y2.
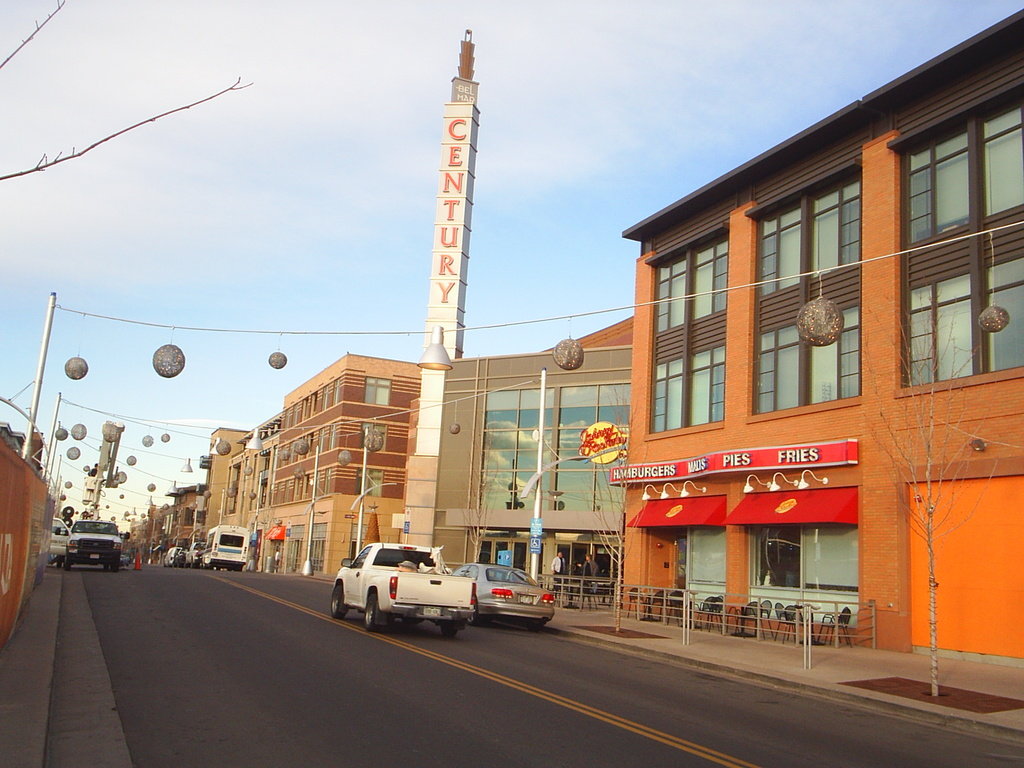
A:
609;439;858;485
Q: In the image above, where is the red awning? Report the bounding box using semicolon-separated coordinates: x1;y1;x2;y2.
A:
627;496;727;528
727;487;858;525
265;525;286;541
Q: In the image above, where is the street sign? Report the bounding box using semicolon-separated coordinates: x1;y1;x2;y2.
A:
530;518;543;536
529;536;542;554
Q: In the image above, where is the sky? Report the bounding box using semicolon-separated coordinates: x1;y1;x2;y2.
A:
2;0;1021;522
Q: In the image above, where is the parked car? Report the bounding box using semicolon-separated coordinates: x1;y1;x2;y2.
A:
450;563;555;631
164;546;184;567
185;541;206;568
49;517;70;567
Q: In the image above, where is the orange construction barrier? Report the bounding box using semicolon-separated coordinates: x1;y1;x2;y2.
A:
134;551;142;570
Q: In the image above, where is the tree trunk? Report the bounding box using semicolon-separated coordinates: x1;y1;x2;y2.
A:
927;514;940;697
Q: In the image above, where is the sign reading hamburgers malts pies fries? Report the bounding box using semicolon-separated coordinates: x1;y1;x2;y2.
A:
609;439;858;485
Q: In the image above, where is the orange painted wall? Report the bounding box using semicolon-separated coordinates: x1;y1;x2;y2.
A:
909;476;1024;659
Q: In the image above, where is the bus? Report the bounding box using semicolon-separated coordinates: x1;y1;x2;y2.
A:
202;525;249;571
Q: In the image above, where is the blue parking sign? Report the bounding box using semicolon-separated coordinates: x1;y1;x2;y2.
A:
529;536;542;554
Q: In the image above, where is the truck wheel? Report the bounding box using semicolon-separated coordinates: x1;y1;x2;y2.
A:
364;592;382;632
330;584;349;619
112;562;120;573
468;607;489;627
63;558;72;571
440;621;460;638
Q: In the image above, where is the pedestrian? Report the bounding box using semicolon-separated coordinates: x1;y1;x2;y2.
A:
550;550;565;576
273;548;282;573
582;553;599;598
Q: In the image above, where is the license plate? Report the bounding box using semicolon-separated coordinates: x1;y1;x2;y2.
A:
90;554;100;559
423;607;441;617
519;595;534;604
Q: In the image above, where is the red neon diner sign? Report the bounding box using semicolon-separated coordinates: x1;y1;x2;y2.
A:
609;439;858;485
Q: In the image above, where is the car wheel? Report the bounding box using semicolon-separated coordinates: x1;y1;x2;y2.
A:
467;607;490;627
330;584;349;619
440;621;461;638
364;592;382;632
63;558;71;571
112;562;120;573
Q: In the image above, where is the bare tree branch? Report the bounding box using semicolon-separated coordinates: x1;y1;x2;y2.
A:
0;77;251;182
0;0;65;74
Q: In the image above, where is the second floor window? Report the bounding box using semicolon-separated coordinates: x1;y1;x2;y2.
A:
364;377;391;405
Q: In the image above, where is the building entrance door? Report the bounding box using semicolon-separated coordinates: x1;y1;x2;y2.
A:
675;534;687;589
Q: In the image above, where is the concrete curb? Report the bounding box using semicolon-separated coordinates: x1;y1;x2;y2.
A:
547;624;1024;748
0;569;61;768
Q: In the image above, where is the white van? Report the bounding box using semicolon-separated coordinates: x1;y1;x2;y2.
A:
49;518;70;566
202;525;249;571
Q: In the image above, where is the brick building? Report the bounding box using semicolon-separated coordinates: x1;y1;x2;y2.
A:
620;12;1023;660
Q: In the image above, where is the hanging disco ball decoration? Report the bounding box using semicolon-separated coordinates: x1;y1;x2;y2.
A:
364;429;385;453
243;465;254;476
279;448;291;463
249;491;257;500
64;481;73;489
552;338;585;370
978;305;1010;333
153;344;185;378
337;450;352;467
215;439;231;456
64;356;89;380
268;351;288;370
160;433;171;443
226;486;238;499
60;494;67;501
161;504;169;511
292;468;304;479
796;296;844;347
292;438;310;456
203;490;212;499
125;455;137;466
119;494;124;500
449;423;462;435
70;423;87;440
115;471;128;484
142;435;154;447
55;427;68;441
147;483;157;492
66;446;81;460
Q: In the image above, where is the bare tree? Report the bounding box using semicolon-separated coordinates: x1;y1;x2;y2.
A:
2;1;249;183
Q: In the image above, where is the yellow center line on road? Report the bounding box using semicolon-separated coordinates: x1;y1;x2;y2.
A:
217;577;762;768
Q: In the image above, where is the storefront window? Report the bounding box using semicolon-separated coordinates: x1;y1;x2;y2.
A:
753;525;858;592
689;528;726;588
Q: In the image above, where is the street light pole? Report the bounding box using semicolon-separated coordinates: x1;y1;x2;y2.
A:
529;367;547;580
301;442;321;576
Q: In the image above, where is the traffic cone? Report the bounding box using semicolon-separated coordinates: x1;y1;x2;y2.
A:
134;551;142;570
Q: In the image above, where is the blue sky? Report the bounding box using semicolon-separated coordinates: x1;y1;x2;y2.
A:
2;0;1021;521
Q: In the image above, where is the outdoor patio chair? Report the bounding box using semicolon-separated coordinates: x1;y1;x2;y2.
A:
819;606;854;646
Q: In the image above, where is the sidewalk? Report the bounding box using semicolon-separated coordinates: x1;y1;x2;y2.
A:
544;604;1024;746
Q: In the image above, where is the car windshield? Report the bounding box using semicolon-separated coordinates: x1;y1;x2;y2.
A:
72;521;119;535
485;567;538;586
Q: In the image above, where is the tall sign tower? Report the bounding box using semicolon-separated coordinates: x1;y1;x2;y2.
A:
405;32;479;547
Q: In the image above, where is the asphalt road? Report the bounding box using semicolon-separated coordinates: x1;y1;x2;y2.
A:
58;567;1023;768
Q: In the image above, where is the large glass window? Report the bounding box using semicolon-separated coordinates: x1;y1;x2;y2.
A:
753;525;858;592
689;528;726;588
984;108;1024;215
809;308;861;403
656;241;727;331
909;132;969;243
689;346;726;425
482;389;553;510
760;208;802;294
909;275;974;385
987;258;1024;371
757;326;800;413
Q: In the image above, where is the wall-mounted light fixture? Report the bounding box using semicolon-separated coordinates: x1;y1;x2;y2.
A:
659;483;680;500
680;480;707;497
769;472;798;492
641;484;658;501
743;474;768;493
797;470;829;489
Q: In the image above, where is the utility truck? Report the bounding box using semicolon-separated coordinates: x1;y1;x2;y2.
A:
329;543;475;637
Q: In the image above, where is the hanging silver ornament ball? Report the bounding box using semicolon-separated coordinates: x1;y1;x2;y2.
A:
553;338;585;370
279;448;291;463
60;494;66;501
152;344;186;378
142;435;154;447
66;446;81;460
364;429;385;453
55;427;68;441
226;486;237;499
64;356;89;380
449;423;462;435
203;490;212;499
337;450;352;467
83;464;91;472
796;296;844;347
215;439;231;455
125;455;137;466
249;491;257;500
115;471;127;484
243;465;254;476
64;481;72;489
268;351;288;369
119;494;124;500
292;468;304;479
978;305;1010;333
160;433;171;443
147;483;157;492
293;438;310;456
70;423;87;440
161;504;169;511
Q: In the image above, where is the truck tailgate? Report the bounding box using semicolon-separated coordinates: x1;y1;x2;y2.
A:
394;574;473;608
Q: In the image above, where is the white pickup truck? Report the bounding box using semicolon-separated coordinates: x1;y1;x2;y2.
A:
329;543;476;637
